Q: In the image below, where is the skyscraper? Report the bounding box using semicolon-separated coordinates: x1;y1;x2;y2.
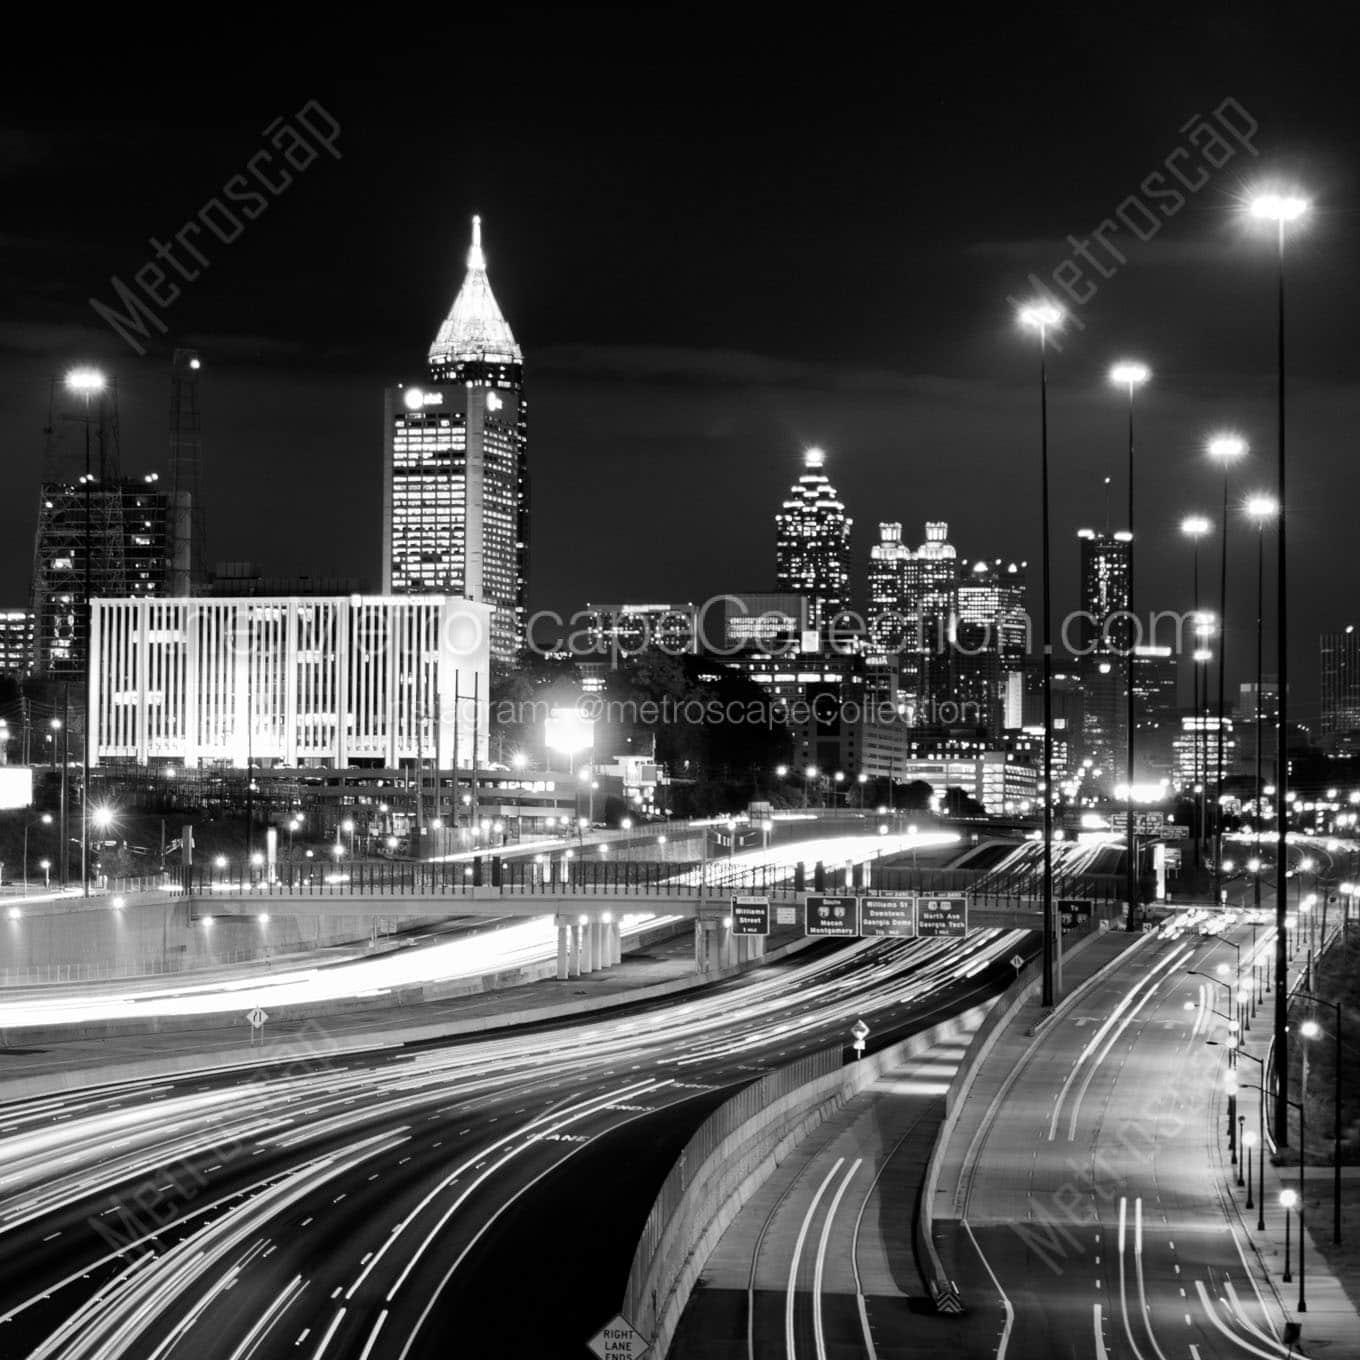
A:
867;522;912;648
383;215;529;668
953;559;1028;733
1320;625;1360;740
1075;528;1132;777
29;376;172;680
1077;529;1132;653
774;448;852;630
901;521;958;724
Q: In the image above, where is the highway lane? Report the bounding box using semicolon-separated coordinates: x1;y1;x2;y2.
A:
670;1027;979;1359
0;927;1033;1358
951;910;1293;1360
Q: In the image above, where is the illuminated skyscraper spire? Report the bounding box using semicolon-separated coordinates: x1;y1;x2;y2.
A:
774;447;852;627
428;214;523;372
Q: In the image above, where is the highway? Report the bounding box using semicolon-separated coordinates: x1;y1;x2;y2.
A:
936;909;1292;1360
0;927;1031;1358
0;829;960;1032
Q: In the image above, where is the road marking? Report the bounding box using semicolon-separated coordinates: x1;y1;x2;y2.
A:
813;1159;861;1360
1193;1281;1282;1360
785;1158;846;1360
1117;1198;1147;1360
356;1309;388;1360
309;1308;345;1360
963;1222;1013;1360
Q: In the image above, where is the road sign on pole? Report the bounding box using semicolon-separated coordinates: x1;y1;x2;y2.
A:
851;1017;869;1058
916;895;968;937
859;895;916;937
731;896;770;936
587;1315;649;1359
804;894;859;936
246;1006;268;1044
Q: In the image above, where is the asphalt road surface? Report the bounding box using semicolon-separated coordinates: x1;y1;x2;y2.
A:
0;927;1031;1359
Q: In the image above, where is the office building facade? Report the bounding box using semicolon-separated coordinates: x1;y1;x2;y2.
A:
89;595;491;770
1321;626;1360;741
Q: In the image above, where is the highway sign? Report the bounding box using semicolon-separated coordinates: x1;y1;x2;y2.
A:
1058;899;1092;933
774;904;798;927
246;1007;268;1029
587;1315;649;1359
916;895;968;937
731;896;770;936
804;895;860;936
859;895;916;937
1162;824;1189;839
1133;811;1165;835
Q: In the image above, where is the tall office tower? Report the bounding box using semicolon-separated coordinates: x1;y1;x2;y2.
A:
774;447;852;632
867;522;912;646
1075;528;1133;777
383;215;529;668
1320;626;1360;742
953;559;1028;734
1076;528;1132;652
30;378;172;679
901;521;958;724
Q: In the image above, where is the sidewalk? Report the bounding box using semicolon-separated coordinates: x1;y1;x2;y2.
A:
1210;976;1360;1357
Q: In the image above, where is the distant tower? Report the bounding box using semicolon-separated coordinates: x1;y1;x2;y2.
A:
383;215;529;667
867;522;912;646
774;447;852;629
1076;528;1134;774
900;521;959;723
1320;625;1360;740
168;348;206;595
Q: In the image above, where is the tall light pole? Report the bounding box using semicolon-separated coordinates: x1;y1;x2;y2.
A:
1246;495;1277;915
1111;360;1150;930
1182;515;1212;874
1208;433;1248;907
1250;187;1309;1148
1020;301;1062;1005
65;366;106;899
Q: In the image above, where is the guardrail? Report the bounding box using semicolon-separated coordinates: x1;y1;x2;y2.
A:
620;1005;992;1356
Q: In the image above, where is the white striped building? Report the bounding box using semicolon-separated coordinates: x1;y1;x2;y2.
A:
89;595;490;769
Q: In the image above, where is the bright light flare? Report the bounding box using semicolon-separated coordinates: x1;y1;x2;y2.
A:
1018;302;1062;331
1109;360;1150;388
1249;192;1309;223
1181;515;1212;538
1207;433;1247;461
65;367;107;394
1246;494;1279;520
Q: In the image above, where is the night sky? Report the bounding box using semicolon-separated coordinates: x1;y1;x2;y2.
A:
2;10;1355;728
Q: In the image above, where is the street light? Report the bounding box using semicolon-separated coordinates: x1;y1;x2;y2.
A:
1182;515;1212;874
1250;187;1309;1150
1279;1187;1300;1294
1208;434;1248;908
1245;494;1278;915
1111;360;1151;931
1297;993;1343;1245
1020;299;1062;1007
23;812;53;895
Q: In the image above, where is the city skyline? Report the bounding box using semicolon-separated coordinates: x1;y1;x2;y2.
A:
1;16;1355;725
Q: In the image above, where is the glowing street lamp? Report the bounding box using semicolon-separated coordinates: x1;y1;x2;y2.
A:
1245;494;1278;913
1110;358;1151;931
1020;299;1063;1006
1249;186;1310;1149
1182;516;1213;873
1207;434;1248;907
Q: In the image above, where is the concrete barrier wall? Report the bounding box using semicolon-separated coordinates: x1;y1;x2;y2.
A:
621;1004;993;1359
